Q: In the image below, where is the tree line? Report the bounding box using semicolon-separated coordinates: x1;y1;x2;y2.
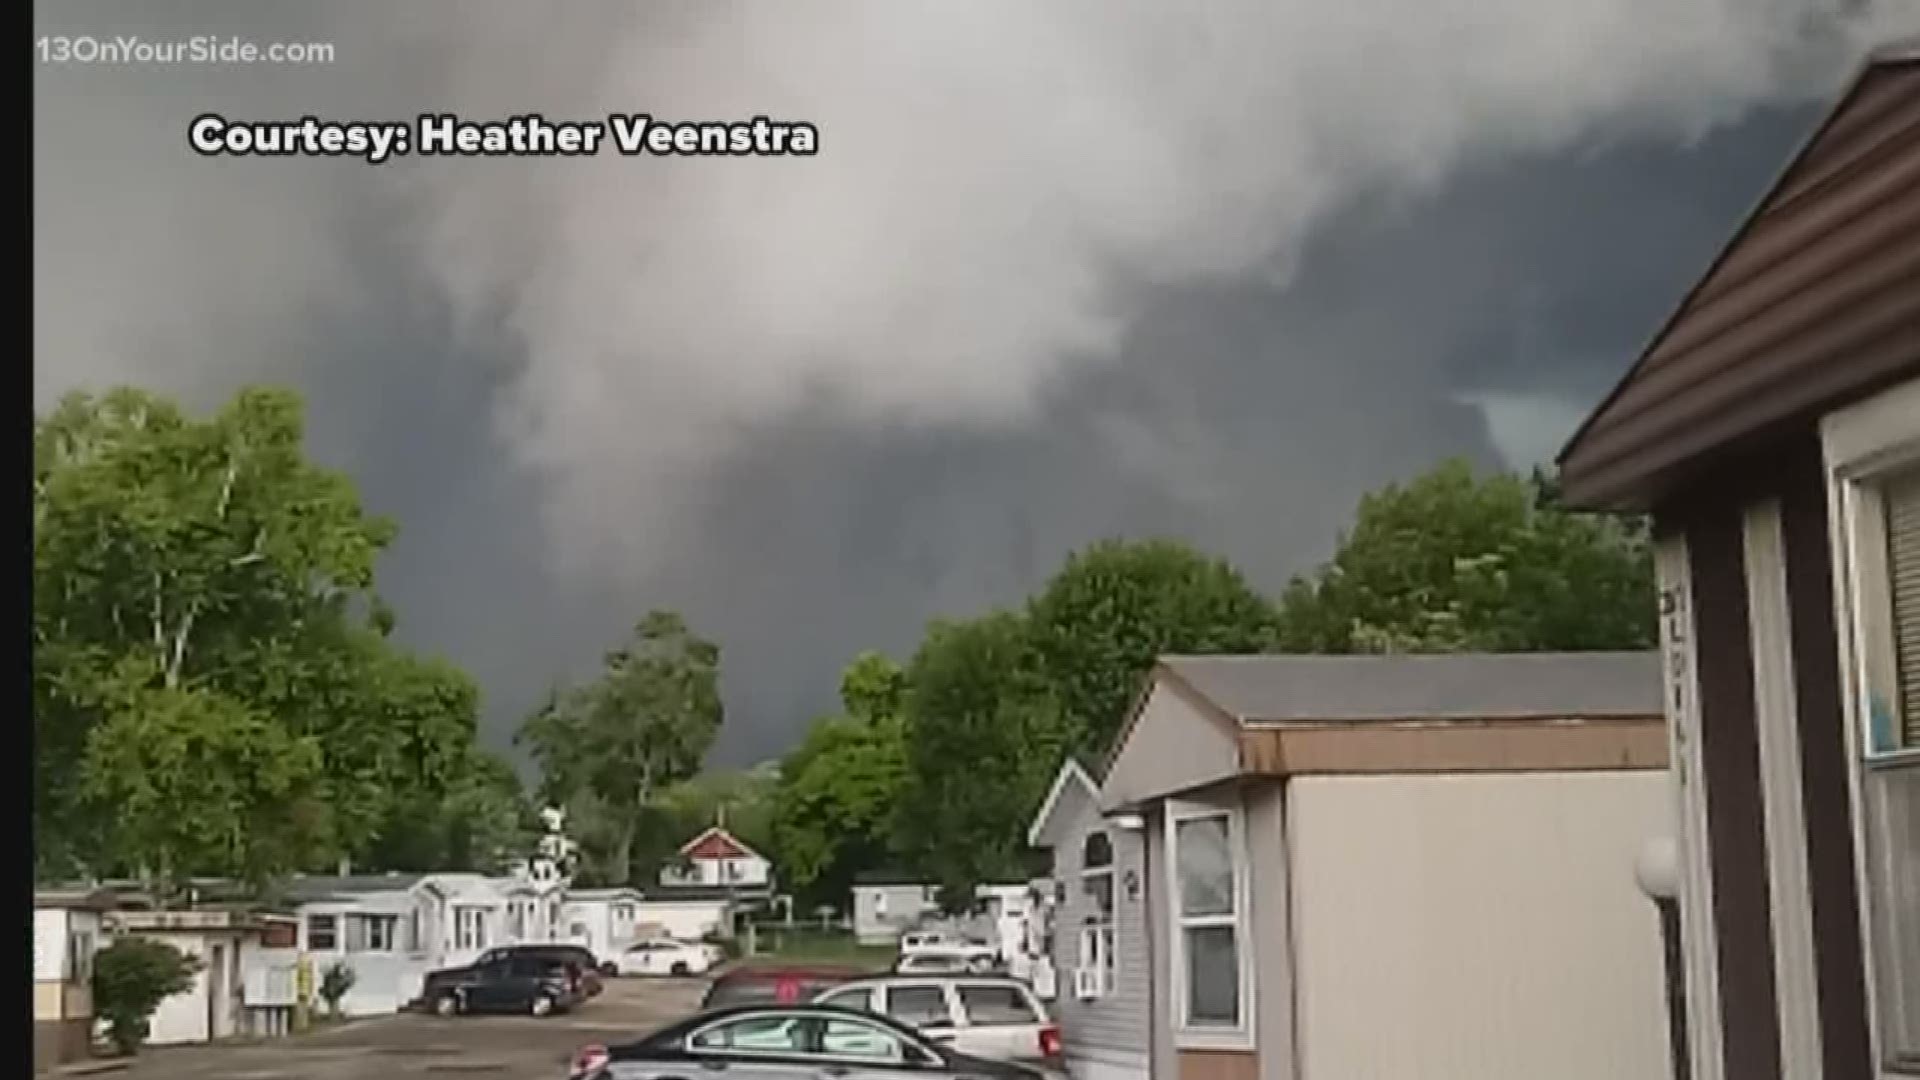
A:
766;459;1657;908
34;385;1656;910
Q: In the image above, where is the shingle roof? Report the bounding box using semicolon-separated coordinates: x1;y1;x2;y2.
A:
1158;651;1662;725
277;873;426;901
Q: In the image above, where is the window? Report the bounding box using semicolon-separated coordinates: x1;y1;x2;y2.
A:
1828;383;1920;1075
819;1017;905;1061
67;932;94;985
306;914;338;952
884;985;953;1028
346;914;399;952
454;907;485;951
820;986;874;1013
1167;804;1247;1042
958;984;1040;1026
1079;831;1117;998
409;911;421;953
691;1014;805;1053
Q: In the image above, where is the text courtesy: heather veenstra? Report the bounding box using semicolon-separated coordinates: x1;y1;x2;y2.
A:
188;113;820;165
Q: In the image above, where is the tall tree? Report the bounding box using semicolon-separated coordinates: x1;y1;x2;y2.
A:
1274;459;1656;653
1026;539;1280;754
32;386;450;887
769;652;911;905
895;613;1067;909
517;610;724;887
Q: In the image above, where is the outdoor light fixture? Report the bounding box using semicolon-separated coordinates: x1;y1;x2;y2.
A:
1109;813;1146;832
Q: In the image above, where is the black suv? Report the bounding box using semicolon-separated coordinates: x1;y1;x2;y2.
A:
418;952;580;1017
478;944;605;996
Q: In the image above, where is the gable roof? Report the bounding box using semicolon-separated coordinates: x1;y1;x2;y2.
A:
1026;755;1101;848
1558;40;1920;510
276;873;426;903
1103;651;1667;806
678;826;765;862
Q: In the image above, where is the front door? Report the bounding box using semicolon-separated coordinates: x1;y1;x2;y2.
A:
464;959;514;1011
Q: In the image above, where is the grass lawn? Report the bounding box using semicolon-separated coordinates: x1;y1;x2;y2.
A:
740;926;894;969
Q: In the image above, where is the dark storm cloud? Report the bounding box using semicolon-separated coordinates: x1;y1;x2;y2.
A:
32;1;1917;761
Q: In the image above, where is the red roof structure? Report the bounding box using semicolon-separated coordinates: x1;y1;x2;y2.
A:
678;826;763;862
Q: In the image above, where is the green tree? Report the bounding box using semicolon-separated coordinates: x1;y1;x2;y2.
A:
1026;539;1280;754
32;386;442;887
895;613;1066;909
93;936;202;1054
1274;459;1655;653
517;610;724;887
769;652;912;905
362;747;539;874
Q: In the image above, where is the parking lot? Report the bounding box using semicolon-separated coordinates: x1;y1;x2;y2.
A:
85;978;707;1080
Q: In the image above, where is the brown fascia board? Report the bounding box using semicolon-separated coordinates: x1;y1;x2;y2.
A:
1238;713;1668;775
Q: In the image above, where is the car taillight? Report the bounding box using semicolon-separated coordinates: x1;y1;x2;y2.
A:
1039;1025;1062;1058
571;1044;610;1078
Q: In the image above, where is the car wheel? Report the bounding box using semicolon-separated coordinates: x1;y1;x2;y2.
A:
599;961;618;978
529;993;554;1017
433;992;461;1017
670;961;690;977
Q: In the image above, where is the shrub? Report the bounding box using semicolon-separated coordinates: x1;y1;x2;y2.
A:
92;936;201;1055
318;960;356;1017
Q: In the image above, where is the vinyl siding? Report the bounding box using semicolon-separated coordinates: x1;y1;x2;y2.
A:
1560;57;1920;510
1050;795;1149;1059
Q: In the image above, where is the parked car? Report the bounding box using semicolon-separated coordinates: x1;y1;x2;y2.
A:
564;1003;1047;1079
613;937;723;977
899;930;998;971
813;975;1062;1070
418;952;581;1017
698;964;872;1010
477;943;605;997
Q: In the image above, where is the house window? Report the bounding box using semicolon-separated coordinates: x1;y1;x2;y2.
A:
1167;801;1248;1043
409;911;421;953
454;907;485;951
1828;382;1920;1077
306;914;338;952
67;932;94;985
347;914;399;953
1846;462;1920;1072
1079;832;1117;998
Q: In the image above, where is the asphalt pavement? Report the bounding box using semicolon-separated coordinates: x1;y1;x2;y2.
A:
65;977;707;1080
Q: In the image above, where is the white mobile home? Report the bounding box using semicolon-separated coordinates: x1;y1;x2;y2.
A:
33;890;111;1072
851;876;940;945
104;908;262;1046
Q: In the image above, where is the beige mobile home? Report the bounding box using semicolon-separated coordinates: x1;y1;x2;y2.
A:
1100;651;1672;1080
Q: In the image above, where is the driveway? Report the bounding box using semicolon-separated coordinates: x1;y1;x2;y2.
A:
75;978;706;1080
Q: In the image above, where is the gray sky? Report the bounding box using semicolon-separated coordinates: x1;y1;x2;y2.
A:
33;2;1918;764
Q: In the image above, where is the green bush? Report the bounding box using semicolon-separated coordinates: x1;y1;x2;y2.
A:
92;936;201;1055
319;960;357;1017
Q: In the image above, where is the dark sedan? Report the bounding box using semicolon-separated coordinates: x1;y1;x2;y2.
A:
567;1004;1045;1079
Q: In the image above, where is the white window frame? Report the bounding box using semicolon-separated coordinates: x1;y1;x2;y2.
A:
454;906;486;951
1079;831;1117;999
1164;795;1253;1050
1823;374;1920;1078
305;913;339;952
346;913;399;953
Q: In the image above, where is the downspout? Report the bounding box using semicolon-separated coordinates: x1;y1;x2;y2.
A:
1635;837;1689;1080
